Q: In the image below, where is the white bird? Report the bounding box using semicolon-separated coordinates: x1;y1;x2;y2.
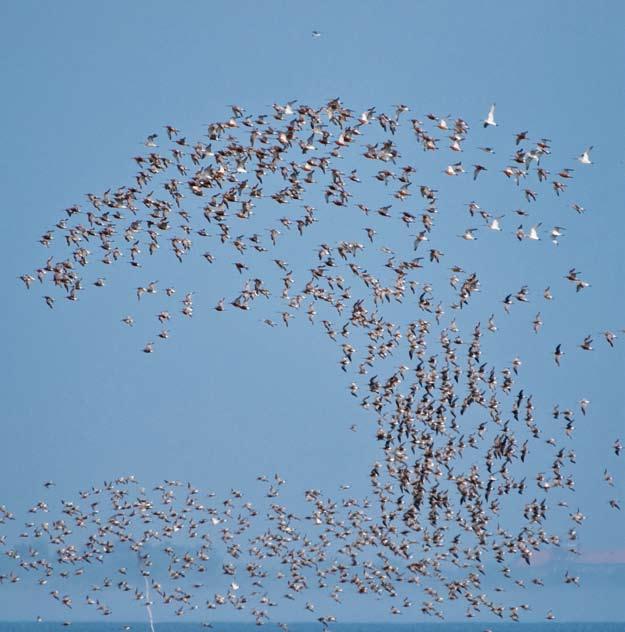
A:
460;228;478;241
444;162;464;176
483;103;497;128
358;108;375;125
577;146;593;165
550;226;565;245
527;224;541;241
311;30;322;38
488;216;503;231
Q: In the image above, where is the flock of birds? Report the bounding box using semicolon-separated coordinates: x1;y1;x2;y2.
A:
5;98;624;629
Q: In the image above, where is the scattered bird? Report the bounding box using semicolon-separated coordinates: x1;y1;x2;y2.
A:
577;146;593;165
483;103;497;128
554;344;564;366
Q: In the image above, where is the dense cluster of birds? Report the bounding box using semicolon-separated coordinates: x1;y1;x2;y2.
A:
6;99;623;628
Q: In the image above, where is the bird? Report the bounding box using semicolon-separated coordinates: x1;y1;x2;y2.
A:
527;224;541;240
460;228;478;240
488;216;503;231
473;164;487;180
483;103;497;128
579;335;593;351
554;344;564;366
577;146;593;165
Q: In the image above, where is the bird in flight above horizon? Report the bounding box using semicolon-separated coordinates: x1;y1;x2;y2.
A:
483;103;497;128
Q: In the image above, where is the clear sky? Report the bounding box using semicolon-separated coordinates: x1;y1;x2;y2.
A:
0;0;624;622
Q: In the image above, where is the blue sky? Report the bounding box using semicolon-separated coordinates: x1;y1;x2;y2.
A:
0;0;624;622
